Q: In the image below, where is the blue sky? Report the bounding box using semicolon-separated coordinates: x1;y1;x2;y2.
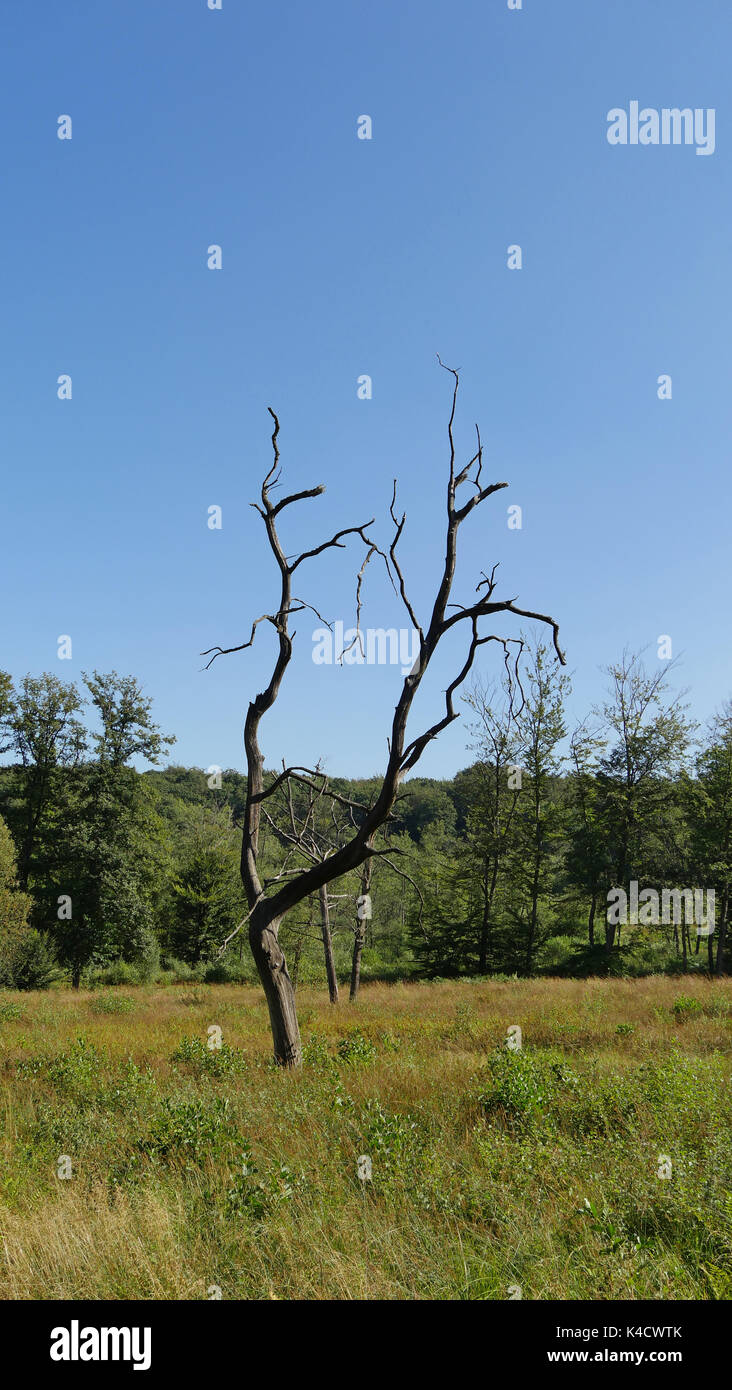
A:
1;0;730;778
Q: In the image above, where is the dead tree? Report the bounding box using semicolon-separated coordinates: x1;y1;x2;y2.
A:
204;363;564;1065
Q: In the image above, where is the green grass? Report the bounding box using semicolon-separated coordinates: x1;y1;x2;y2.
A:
0;975;730;1300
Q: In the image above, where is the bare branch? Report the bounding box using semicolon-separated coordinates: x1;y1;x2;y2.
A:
388;480;423;640
200;613;276;669
272;485;325;517
289;521;376;574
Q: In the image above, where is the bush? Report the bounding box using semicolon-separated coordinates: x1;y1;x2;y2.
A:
337;1030;378;1065
0;928;58;990
478;1046;579;1130
171;1034;248;1077
302;1033;335;1070
131;928;160;983
357;1098;425;1183
90;993;136;1016
139;1095;242;1166
46;1037;104;1097
203;958;250;985
226;1147;305;1220
93;961;140;987
672;995;703;1021
158;956;199;983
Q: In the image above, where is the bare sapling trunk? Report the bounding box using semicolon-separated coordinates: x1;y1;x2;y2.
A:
350;859;372;1001
479;858;496;974
290;931;303;990
319;884;340;1003
204;364;563;1065
715;887;729;975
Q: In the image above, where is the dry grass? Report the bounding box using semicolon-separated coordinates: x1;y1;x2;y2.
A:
1;975;730;1300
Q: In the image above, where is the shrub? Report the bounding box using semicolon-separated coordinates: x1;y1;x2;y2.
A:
0;928;58;991
672;995;703;1020
302;1033;334;1070
90;994;136;1016
337;1030;378;1065
131;928;160;983
94;961;140;987
48;1036;102;1080
203;959;250;985
225;1146;305;1220
139;1095;242;1165
478;1047;579;1130
158;956;200;983
170;1034;247;1077
357;1098;425;1182
0;997;23;1022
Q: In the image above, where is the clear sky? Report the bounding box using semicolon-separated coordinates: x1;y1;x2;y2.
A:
1;0;730;778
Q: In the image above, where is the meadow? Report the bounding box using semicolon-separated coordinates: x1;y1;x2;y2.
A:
0;975;730;1301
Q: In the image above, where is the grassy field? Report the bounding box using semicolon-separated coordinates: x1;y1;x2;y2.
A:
0;975;731;1301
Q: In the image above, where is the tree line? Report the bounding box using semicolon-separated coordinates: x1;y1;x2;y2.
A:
0;642;730;994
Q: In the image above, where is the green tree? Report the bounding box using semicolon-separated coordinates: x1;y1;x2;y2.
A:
3;673;86;890
460;673;523;972
565;720;609;952
411;819;480;976
504;640;569;975
687;701;732;974
595;651;694;957
0;671;15;754
165;808;243;964
52;673;173;986
0;813;57;990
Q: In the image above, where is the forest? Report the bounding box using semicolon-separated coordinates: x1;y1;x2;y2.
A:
1;639;730;999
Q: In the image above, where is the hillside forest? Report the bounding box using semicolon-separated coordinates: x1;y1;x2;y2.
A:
1;639;730;996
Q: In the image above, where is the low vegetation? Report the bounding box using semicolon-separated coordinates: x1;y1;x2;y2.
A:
1;976;730;1300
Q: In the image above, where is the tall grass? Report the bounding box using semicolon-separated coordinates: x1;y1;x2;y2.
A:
1;975;730;1299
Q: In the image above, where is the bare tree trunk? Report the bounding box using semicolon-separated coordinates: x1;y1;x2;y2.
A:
290;905;307;990
479;857;499;973
319;884;339;1004
350;860;372;1001
291;936;303;990
715;889;729;976
526;858;540;976
350;924;365;1002
249;904;301;1066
